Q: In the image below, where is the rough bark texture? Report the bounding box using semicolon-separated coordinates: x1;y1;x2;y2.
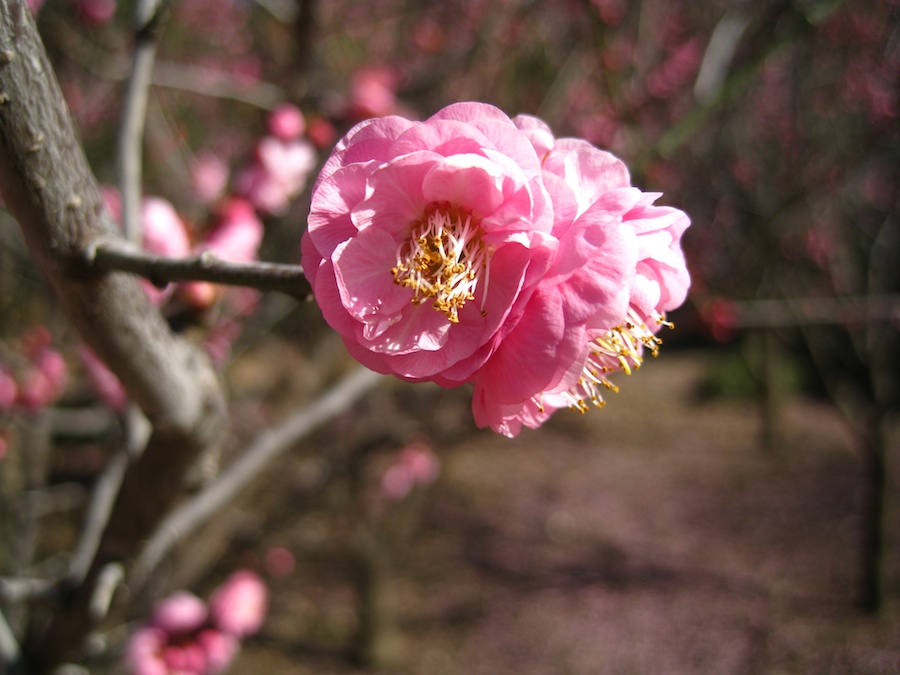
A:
0;3;226;670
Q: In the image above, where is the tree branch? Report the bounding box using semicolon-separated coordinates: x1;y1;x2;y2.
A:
131;367;383;589
0;4;226;670
87;238;312;299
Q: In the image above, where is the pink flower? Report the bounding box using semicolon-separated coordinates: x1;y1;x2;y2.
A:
125;626;169;675
234;137;316;215
196;629;239;674
181;199;264;310
190;153;230;204
381;442;441;501
347;66;401;121
75;0;117;26
302;102;690;436
137;197;192;305
79;345;128;411
268;103;306;142
208;571;267;638
151;592;208;634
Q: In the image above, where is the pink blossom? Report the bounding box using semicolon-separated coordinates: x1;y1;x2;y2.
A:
190;153;230;204
137;197;192;305
75;0;117;26
303;102;690;435
27;0;45;14
234;137;317;215
181;199;264;310
268;103;306;142
208;571;267;638
347;66;401;121
79;346;127;411
151;592;208;634
380;442;440;500
125;626;169;675
196;629;239;674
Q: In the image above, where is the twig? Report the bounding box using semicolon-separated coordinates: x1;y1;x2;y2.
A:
64;409;147;586
87;238;312;300
117;0;166;244
0;577;56;603
88;563;124;622
130;367;383;589
0;606;21;665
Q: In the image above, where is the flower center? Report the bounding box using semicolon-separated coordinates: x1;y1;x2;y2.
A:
391;201;489;323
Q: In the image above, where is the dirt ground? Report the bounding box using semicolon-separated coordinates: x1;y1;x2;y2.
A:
219;348;899;675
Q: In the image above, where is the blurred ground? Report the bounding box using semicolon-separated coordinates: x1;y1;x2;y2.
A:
223;349;899;675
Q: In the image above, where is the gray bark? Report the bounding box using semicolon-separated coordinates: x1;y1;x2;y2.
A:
0;3;226;670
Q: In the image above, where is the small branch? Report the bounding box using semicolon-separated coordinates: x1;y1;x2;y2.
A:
0;606;21;665
130;367;383;589
87;238;311;299
117;0;166;243
0;577;56;603
88;563;124;622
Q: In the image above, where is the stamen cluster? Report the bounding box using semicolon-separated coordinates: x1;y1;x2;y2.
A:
391;202;487;323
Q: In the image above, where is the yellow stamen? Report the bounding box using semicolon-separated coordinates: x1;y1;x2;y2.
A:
392;202;488;323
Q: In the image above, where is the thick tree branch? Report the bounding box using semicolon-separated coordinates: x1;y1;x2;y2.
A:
0;4;226;671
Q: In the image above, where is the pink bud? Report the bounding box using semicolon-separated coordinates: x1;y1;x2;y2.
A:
141;198;191;259
208;571;267;637
381;464;415;501
151;591;208;634
400;444;440;486
79;346;127;412
268;104;306;142
100;184;122;222
16;369;55;412
190;153;230;204
75;0;116;26
199;198;264;263
306;116;337;150
197;629;239;674
33;348;68;401
125;626;168;675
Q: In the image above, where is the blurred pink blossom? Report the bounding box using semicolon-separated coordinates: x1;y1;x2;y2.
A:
234;137;316;215
75;0;117;26
190;153;230;204
151;592;207;634
208;570;267;638
139;197;192;304
301;102;690;436
347;66;401;121
306;116;338;150
125;576;260;675
268;103;306;142
79;345;127;411
27;0;45;14
381;442;441;501
181;198;264;310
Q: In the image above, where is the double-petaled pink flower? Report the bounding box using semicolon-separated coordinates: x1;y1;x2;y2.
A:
301;102;690;436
